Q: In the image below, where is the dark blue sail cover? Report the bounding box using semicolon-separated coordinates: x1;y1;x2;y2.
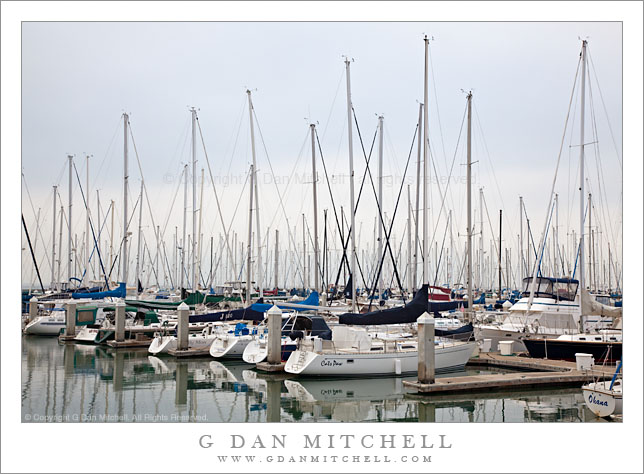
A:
189;305;266;323
250;291;319;313
72;282;126;300
339;284;429;325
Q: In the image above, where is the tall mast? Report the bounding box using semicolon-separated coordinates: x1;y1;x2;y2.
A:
190;107;198;291
466;92;473;318
197;168;205;290
68;154;73;284
555;193;559;278
345;57;357;312
302;214;307;290
479;187;484;290
588;192;592;292
519;196;524;282
579;40;587;299
96;189;101;281
135;180;144;294
407;185;413;294
498;209;502;298
247;90;263;298
57;205;63;290
109;199;115;281
311;123;320;293
274;229;279;290
181;164;188;290
422;35;430;288
85;154;91;284
377;114;384;298
51;186;57;289
246;164;254;302
414;103;423;293
122;113;129;286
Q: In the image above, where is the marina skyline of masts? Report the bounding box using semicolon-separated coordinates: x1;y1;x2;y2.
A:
21;42;622;295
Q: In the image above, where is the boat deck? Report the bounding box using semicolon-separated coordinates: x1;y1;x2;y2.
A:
403;352;619;394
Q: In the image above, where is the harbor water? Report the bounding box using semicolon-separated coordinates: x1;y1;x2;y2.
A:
21;336;610;423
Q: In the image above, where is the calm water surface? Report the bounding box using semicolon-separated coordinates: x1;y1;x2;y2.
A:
21;336;607;423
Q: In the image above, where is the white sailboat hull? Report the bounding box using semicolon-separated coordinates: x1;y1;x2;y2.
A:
582;381;623;417
285;341;476;377
23;315;66;336
209;335;253;359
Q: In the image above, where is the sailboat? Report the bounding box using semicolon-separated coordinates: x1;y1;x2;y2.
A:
582;360;623;417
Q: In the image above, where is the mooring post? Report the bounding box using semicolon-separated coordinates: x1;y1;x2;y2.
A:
417;312;435;384
266;378;282;422
177;302;189;350
65;300;77;337
266;305;282;365
115;300;125;342
28;296;38;323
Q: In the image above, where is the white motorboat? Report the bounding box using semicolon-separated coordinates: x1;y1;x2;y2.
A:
284;325;476;377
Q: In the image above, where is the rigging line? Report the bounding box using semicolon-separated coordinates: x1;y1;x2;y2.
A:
159;164;183;239
431;212;451;288
320;68;346;143
71;162;110;289
587;48;622;170
428;41;448;167
587;76;619;253
263;128;310;233
224;96;250;179
481;192;505;285
21;172;54;271
251;106;307;285
525;51;582;300
91;115;123;191
331;121;379;290
208;166;251;287
473;103;516;240
195;115;235;268
105;192;142;282
365;117;419;307
127;121;163;264
427;100;468;264
388;218;409;290
21;214;45;292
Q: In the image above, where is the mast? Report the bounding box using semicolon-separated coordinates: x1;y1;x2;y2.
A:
57;205;63;290
407;185;413;294
588;192;592;292
85;154;91;285
498;209;502;298
109;200;115;281
377;114;384;298
96;189;101;281
422;35;430;289
414;103;423;293
274;229;279;290
519;196;524;282
247;90;263;298
246;164;254;302
135;180;144;295
555;193;559;278
68;154;73;284
302;214;307;290
466;92;473;319
191;107;198;291
479;187;484;290
180;164;188;290
311;123;320;293
345;57;357;313
51;185;57;289
579;39;587;300
197;168;205;290
122;113;129;286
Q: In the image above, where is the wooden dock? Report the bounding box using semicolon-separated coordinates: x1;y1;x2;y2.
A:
403;352;619;395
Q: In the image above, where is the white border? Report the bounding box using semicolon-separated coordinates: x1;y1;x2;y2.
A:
2;2;642;473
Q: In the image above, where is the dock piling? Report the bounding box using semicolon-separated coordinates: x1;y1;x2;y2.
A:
115;301;125;342
177;302;189;351
65;300;77;337
267;305;282;365
417;312;435;384
28;297;38;323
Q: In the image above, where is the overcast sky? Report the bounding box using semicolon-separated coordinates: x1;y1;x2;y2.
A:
20;21;623;288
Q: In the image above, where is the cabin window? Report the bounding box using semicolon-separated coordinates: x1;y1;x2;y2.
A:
579;337;586;341
610;338;616;341
76;310;95;323
347;359;354;364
